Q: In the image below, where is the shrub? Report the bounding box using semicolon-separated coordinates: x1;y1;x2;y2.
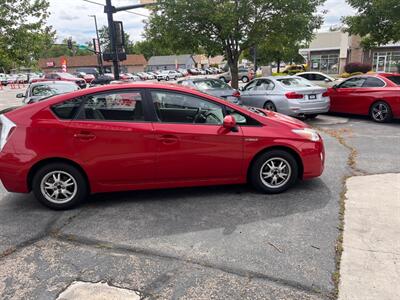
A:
350;72;364;76
340;72;351;78
344;62;372;74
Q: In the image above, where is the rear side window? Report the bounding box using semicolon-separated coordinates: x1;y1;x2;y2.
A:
387;76;400;86
362;77;385;88
51;98;83;120
81;91;144;122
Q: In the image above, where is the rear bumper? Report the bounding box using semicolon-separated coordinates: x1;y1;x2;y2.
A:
282;97;330;116
0;152;32;193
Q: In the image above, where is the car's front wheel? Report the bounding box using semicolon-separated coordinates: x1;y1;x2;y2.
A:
242;76;249;83
250;150;298;194
370;101;392;123
32;163;88;210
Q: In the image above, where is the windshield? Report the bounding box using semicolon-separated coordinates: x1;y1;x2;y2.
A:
31;83;78;97
387;76;400;86
194;79;232;91
277;77;314;88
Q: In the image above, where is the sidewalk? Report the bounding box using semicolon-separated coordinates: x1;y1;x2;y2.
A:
339;174;400;300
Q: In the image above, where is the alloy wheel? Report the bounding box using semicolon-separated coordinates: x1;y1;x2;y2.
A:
40;171;77;204
371;102;390;122
260;158;292;189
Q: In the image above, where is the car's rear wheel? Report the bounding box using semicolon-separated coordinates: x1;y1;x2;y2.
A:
32;163;88;210
370;101;392;123
264;101;277;112
250;150;298;194
219;77;227;83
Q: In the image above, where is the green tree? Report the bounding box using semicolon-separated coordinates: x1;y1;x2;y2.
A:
39;39;94;58
144;0;324;88
98;25;134;54
0;0;54;71
344;0;400;47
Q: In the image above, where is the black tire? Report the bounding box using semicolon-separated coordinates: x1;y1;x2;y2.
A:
32;163;88;210
165;76;170;81
219;77;227;83
250;150;298;194
370;101;393;123
263;101;277;112
306;114;318;119
242;76;249;83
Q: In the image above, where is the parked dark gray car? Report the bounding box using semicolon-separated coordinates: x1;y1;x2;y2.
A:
177;78;241;104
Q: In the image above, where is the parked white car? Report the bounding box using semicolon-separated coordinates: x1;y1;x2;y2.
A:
296;72;344;87
157;70;181;81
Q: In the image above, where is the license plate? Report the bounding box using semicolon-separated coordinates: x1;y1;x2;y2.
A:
308;94;317;100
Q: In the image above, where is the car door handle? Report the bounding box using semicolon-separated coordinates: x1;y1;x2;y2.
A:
159;134;178;144
73;131;96;141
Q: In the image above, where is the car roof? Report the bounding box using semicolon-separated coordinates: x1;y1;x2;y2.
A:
30;80;77;86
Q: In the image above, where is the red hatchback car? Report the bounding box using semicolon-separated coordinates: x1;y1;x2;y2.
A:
327;73;400;122
0;83;325;209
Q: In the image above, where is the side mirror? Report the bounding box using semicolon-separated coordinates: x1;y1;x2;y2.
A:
223;115;237;130
16;93;24;98
324;78;331;83
332;84;338;89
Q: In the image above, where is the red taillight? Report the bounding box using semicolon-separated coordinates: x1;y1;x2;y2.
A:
285;92;304;99
322;91;329;97
232;90;240;97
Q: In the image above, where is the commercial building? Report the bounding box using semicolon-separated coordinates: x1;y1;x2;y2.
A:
38;54;147;74
146;55;196;71
300;31;400;74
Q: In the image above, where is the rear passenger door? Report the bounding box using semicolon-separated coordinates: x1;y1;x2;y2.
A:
68;89;157;187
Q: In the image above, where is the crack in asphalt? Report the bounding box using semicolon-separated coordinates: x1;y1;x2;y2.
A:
51;233;328;297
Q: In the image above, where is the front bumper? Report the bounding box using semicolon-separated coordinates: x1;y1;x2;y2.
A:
300;139;325;179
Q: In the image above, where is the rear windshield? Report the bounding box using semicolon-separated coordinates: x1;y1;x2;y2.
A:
387;76;400;86
194;79;232;90
277;77;314;88
32;83;78;97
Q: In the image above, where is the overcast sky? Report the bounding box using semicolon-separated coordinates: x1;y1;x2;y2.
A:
47;0;355;44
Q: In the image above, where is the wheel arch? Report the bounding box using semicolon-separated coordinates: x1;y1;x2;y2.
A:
27;157;90;193
246;145;304;182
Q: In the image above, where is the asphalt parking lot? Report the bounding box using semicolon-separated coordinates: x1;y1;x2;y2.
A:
0;86;399;299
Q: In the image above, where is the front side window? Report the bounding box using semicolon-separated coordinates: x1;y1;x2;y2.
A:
339;77;366;88
81;91;144;121
151;90;224;124
52;98;83;120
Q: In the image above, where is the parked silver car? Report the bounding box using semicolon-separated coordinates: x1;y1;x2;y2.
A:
17;81;80;104
240;76;330;118
219;67;251;83
177;78;241;105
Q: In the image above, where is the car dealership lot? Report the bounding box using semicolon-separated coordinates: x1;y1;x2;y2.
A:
0;86;399;299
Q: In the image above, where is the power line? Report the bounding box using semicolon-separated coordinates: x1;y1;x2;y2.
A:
81;0;150;18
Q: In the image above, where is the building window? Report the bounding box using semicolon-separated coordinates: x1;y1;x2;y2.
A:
373;51;400;73
310;54;339;74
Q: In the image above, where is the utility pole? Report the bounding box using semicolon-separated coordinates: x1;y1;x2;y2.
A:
104;0;156;80
89;15;104;75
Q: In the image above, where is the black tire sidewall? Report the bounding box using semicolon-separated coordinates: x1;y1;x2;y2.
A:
370;101;393;123
242;76;249;83
250;150;298;194
264;101;277;112
32;163;88;210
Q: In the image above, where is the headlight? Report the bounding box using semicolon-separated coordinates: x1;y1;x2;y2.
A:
292;128;320;142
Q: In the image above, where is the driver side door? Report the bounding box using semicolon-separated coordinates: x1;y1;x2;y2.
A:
150;90;244;182
329;77;366;113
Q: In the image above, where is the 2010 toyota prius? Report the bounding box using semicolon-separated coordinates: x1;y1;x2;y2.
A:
0;83;325;209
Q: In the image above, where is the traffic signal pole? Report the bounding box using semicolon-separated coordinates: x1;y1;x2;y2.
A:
104;0;155;80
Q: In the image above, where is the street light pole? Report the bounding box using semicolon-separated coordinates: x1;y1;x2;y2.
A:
89;14;104;75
